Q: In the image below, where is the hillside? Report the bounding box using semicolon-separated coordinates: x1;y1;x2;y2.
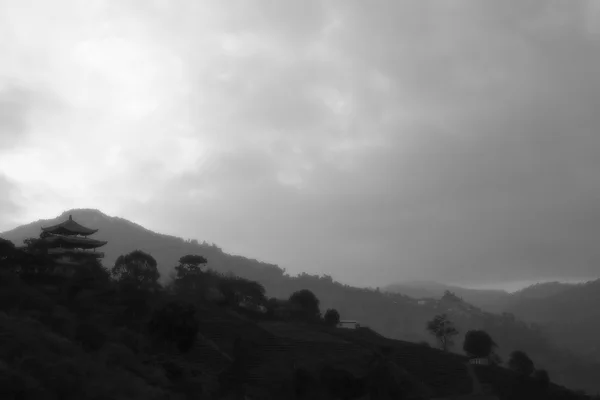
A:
0;209;286;287
511;281;578;300
3;209;600;394
504;279;600;363
0;255;593;400
383;281;512;313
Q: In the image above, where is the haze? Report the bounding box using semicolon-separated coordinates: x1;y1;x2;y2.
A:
1;1;600;290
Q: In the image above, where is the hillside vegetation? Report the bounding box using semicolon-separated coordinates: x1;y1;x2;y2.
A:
2;209;600;396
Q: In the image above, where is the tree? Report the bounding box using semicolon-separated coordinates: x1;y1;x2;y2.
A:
217;275;266;307
324;309;340;326
0;238;18;270
426;314;458;351
111;250;160;288
289;289;321;321
173;254;208;295
175;254;207;279
508;350;535;376
533;369;550;391
442;290;462;302
489;351;503;366
148;301;199;353
463;330;497;358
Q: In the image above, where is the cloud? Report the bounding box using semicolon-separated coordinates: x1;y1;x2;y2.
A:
0;174;22;231
2;0;600;287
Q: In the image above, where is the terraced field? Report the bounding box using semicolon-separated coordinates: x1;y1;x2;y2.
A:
472;364;582;400
306;324;474;398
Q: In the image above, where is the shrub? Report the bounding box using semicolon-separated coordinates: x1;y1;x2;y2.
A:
289;289;321;321
508;350;535;376
463;330;497;358
324;309;341;326
533;369;550;390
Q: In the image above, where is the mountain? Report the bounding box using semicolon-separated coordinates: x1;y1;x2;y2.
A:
3;208;600;394
504;279;600;364
0;208;286;287
510;281;578;300
384;281;512;313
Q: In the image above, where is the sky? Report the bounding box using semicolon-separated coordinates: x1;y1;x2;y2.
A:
1;0;600;290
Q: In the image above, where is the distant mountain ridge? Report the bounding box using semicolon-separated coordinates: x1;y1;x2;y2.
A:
383;281;512;313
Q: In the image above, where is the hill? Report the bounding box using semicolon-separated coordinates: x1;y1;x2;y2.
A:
504;279;600;364
383;281;512;313
0;208;286;287
3;208;600;394
511;281;578;300
0;246;594;400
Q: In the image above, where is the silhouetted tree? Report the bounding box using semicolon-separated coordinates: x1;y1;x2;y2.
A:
442;290;462;302
111;250;160;289
509;350;535;376
324;308;340;326
533;369;550;391
148;301;199;353
175;254;207;279
463;330;497;358
289;289;320;321
489;351;503;366
217;274;266;308
426;314;458;351
0;238;19;271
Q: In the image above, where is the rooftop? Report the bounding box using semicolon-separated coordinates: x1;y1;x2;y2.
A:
42;234;107;249
41;215;98;236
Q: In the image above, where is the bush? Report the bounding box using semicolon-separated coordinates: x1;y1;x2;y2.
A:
324;309;341;326
463;330;497;358
508;350;535;376
289;289;321;321
533;369;550;390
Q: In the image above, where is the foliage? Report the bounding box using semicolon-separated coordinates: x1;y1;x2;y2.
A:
148;301;199;353
426;314;458;351
217;273;267;306
289;289;321;321
442;290;462;302
463;329;497;358
111;250;160;288
489;351;503;366
533;369;550;390
324;308;341;326
509;350;535;376
174;254;207;281
0;237;16;262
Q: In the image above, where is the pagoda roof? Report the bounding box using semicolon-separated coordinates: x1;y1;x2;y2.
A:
42;235;107;249
41;215;98;236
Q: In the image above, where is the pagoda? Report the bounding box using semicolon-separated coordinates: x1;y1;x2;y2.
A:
40;214;107;275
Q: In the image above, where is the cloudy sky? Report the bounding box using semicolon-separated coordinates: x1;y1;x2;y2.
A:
1;0;600;290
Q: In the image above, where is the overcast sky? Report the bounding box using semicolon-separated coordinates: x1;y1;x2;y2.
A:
1;0;600;289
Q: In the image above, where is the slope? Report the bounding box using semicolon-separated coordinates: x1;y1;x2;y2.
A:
504;279;600;364
384;281;512;313
3;208;600;394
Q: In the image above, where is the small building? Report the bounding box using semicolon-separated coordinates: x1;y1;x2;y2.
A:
40;215;107;276
337;320;361;329
468;358;490;366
